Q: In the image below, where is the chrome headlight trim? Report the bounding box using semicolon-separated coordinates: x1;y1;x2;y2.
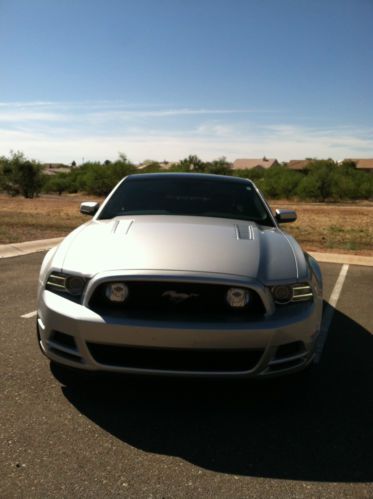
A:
291;284;313;302
46;272;87;298
271;283;313;305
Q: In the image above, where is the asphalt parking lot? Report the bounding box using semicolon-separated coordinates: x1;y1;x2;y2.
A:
1;253;372;498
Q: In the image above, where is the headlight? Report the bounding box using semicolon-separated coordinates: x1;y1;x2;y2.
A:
226;287;251;308
271;283;313;305
46;272;87;298
105;283;129;303
271;285;293;304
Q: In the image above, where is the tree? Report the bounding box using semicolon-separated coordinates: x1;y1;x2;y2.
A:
139;161;163;173
117;152;130;164
43;174;70;195
294;160;336;201
177;155;205;172
0;151;43;198
308;160;335;200
205;157;231;175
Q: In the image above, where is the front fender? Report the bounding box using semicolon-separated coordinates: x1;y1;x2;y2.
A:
304;252;323;296
38;245;60;297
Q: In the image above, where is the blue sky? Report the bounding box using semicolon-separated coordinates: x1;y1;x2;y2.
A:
0;0;372;163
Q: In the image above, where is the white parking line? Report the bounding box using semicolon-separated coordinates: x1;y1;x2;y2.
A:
315;264;349;363
328;264;350;307
21;310;37;319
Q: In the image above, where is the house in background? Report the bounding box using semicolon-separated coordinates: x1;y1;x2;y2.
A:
137;161;174;170
342;159;373;173
42;163;71;176
286;159;312;171
232;157;278;170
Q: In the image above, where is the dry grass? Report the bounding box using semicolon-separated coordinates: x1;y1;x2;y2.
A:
0;194;372;255
270;200;373;255
0;194;99;244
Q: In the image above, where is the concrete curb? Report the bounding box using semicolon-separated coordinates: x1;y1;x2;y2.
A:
0;238;63;259
308;251;373;267
0;237;372;267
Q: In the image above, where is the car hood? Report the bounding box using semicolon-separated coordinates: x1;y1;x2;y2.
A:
52;215;308;283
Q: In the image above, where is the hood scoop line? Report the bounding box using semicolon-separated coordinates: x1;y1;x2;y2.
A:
112;219;134;235
235;223;256;240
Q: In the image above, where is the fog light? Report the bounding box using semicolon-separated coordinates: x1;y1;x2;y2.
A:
272;285;293;304
226;288;250;308
105;283;129;302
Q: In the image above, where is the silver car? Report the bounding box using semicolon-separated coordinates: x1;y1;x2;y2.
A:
37;173;323;378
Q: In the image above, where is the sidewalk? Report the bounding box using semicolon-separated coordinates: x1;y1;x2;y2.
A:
0;237;372;266
0;238;63;259
308;251;373;267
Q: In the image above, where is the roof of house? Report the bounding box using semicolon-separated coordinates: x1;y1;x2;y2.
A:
42;163;69;169
137;162;174;170
345;159;373;170
232;158;277;170
42;163;71;176
159;162;174;170
286;159;313;170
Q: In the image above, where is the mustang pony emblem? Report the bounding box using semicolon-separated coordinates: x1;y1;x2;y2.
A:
162;290;199;304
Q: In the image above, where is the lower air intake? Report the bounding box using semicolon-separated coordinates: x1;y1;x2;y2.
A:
87;343;263;373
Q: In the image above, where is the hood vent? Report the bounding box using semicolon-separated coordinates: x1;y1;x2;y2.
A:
112;219;134;235
235;223;255;240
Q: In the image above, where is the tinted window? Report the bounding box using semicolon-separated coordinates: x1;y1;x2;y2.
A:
99;177;274;226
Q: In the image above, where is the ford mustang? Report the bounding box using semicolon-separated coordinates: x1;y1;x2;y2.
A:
37;173;323;378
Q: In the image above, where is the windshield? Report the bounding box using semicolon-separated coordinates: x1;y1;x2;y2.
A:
98;176;274;226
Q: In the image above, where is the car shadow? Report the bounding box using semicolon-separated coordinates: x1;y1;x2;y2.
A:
54;304;373;483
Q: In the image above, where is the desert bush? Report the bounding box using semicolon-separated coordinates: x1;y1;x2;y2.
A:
0;151;43;198
43;173;71;195
1;151;372;200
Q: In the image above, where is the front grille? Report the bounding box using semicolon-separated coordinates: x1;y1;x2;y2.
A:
87;343;264;372
89;281;266;322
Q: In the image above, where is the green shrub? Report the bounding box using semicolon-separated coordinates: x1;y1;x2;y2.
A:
2;152;372;201
0;151;43;198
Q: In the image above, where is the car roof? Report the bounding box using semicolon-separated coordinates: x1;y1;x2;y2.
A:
126;172;254;185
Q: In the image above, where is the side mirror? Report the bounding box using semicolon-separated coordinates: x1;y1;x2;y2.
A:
275;208;297;223
80;201;99;216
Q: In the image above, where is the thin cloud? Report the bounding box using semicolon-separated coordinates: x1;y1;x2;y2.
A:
0;101;372;162
0;111;70;122
0;101;55;108
0;101;278;127
1;124;372;163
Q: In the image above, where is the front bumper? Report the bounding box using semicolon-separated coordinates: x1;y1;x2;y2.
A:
37;288;322;378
